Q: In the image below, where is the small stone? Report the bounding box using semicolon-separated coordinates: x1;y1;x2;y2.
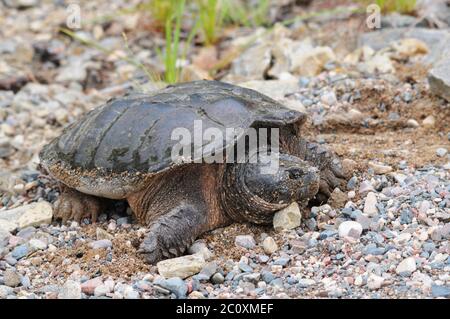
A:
189;291;206;299
262;236;278;255
80;277;103;295
94;284;110;297
123;286;139;299
235;235;256;249
157;254;206;279
0;285;14;298
367;274;384;290
363;192;378;216
89;239;112;250
396;257;416;276
406;119;419;128
431;284;450;298
328;188;348;208
369;162;393;174
28;239;47;251
436;148;447;157
11;244;29;260
211;273;225;285
359;180;375;194
154;277;187;299
338;221;363;239
58;280;81;299
320;91;337;105
96;227;113;241
3;269;21;287
273;202;301;231
422;115;435;128
188;241;213;260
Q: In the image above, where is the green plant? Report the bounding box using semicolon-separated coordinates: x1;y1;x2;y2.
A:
140;0;180;28
197;0;223;45
155;0;200;83
361;0;416;14
221;0;272;27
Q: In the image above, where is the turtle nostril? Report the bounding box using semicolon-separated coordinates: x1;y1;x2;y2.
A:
288;168;303;179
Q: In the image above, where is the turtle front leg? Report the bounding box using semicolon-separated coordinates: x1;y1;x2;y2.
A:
138;202;207;264
54;186;104;224
303;142;348;204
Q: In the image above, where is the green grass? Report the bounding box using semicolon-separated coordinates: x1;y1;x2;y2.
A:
155;0;200;83
221;0;272;27
362;0;416;13
197;0;224;45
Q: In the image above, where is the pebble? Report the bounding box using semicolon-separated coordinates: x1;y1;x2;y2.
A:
80;277;103;295
422;115;435;128
406;119;419;128
367;274;384;290
58;280;81;299
188;241;213;260
262;236;278;255
96;227;113;241
436;148;447;157
338;221;363;239
157;254;206;279
368;162;393;174
273;202;301;231
363;192;378;216
89;239;112;249
431;284;450;298
11;244;29;260
396;257;417;276
235;235;256;249
211;273;225;285
3;269;21;287
28;239;47;251
154;277;187;299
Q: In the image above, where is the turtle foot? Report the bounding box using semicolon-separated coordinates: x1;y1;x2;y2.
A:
54;187;103;224
138;202;205;264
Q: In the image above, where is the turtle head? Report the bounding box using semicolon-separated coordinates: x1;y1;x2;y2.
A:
221;153;320;224
243;153;320;205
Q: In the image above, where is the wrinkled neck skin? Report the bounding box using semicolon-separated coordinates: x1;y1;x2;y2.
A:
220;162;287;225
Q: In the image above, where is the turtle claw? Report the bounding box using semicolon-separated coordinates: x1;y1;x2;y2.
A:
304;142;348;203
138;203;206;264
54;188;102;224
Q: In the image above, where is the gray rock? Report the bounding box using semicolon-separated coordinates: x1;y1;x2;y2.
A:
3;269;21;287
89;239;112;249
436;147;448;157
154;277;187;299
11;244;29;260
429;59;450;102
188;241;213;260
0;285;14;298
211;273;225;285
396;257;417;276
431;284;450;298
235;235;256;249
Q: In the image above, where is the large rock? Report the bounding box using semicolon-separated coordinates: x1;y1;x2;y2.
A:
359;28;450;66
273;202;302;232
0;201;53;230
428;59;450;101
157;254;206;279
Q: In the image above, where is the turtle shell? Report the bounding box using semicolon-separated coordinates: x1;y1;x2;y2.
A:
40;80;305;176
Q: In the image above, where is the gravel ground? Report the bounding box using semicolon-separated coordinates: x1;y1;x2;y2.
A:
0;0;449;299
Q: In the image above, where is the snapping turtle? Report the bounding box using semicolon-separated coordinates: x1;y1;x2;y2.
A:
40;80;348;263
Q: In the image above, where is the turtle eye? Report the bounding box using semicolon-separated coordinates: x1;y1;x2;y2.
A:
288;168;304;180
